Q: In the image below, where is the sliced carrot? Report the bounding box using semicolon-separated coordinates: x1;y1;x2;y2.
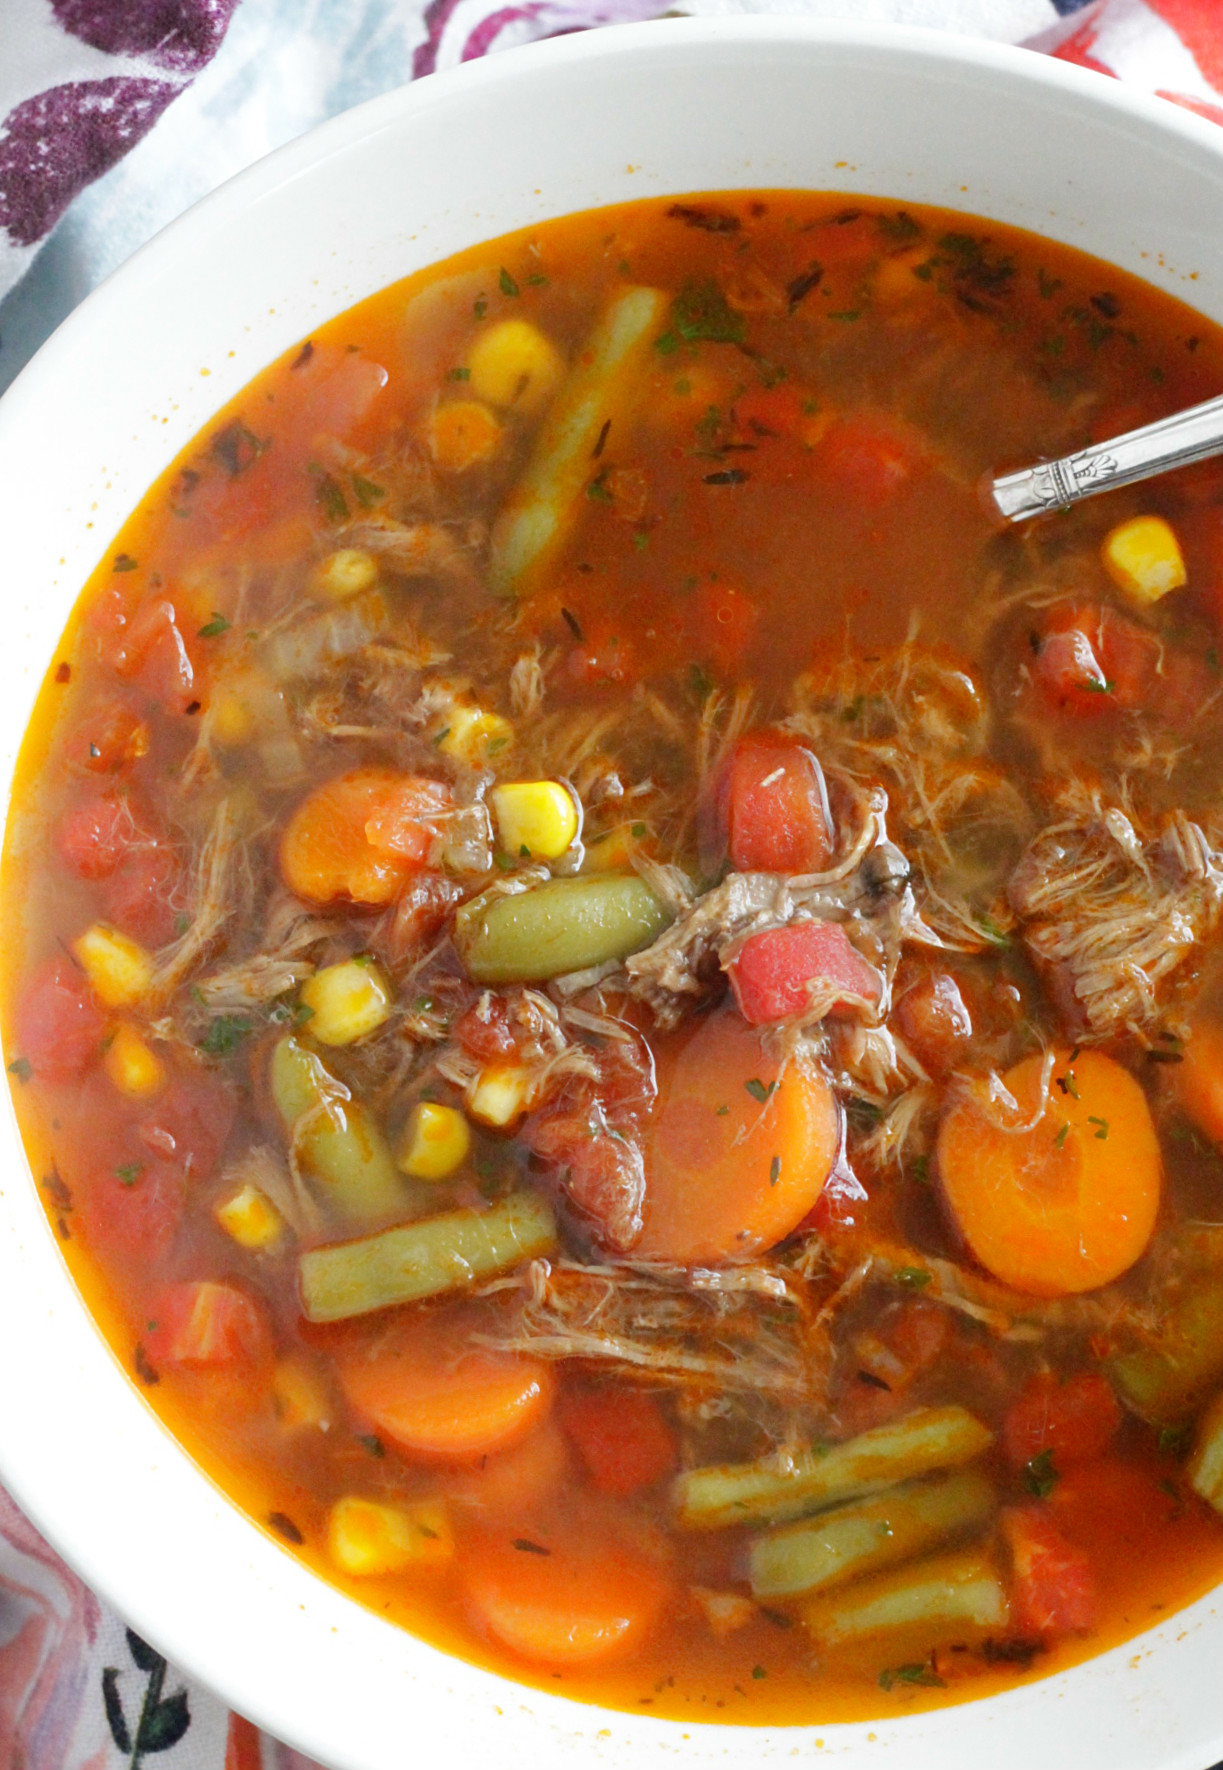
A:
451;1417;570;1517
338;1325;554;1462
462;1524;670;1666
558;1385;677;1495
1177;1020;1223;1147
937;1048;1160;1296
279;770;448;905
635;1010;839;1264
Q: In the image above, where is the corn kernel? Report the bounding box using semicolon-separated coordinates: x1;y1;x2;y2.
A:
327;1496;454;1577
427;400;504;471
210;685;255;746
466;1064;535;1129
491;780;579;861
1102;515;1187;606
436;705;515;768
466;319;565;417
310;548;379;601
72;924;155;1009
397;1101;472;1180
299;958;392;1046
216;1182;285;1250
103;1023;166;1098
272;1357;333;1430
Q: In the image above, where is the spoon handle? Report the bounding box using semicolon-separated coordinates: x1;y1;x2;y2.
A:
989;391;1223;522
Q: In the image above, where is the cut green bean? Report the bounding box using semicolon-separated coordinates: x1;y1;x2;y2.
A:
299;1190;558;1322
800;1548;1008;1651
1188;1389;1223;1513
674;1405;994;1532
749;1468;996;1599
1110;1274;1223;1424
488;285;670;597
455;874;671;984
270;1036;406;1226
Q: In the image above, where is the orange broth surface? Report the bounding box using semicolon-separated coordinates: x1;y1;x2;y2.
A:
7;192;1223;1722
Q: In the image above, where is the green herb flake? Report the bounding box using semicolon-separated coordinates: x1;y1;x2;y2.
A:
1054;1123;1070;1150
1056;1072;1080;1100
897;1266;932;1289
527;272;549;287
199;1015;254;1058
499;268;521;298
909;1154;931;1186
358;1434;385;1458
715;1104;730;1117
1037;269;1063;300
447;365;471;381
668;278;747;347
1158;1423;1192;1459
1088;1115;1109;1141
751;1665;768;1680
1024;1448;1060;1498
197;612;231;639
311;468;350;525
512;1538;550;1555
745;1077;778;1105
351;473;385;508
115;1163;143;1187
880;1661;944;1692
112;553;139;573
473;297;488;319
7;1057;31;1084
688;663;714;699
586;471;613;504
631;822;647;838
769;1155;781;1187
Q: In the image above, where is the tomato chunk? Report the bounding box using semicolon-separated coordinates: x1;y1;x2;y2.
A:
110;597;201;716
58;791;147;880
14;957;105;1080
726;921;881;1025
723;732;833;874
1033;604;1160;716
1002;1371;1121;1470
145;1281;274;1368
558;1386;677;1495
66;697;150;774
813;412;920;505
1001;1505;1098;1640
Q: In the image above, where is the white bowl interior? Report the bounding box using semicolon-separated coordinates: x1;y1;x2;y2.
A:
2;21;1223;1770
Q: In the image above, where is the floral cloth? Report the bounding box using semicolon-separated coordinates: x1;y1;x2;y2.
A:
2;0;1223;1764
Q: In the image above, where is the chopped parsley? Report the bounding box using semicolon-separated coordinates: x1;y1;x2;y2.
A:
745;1077;778;1105
6;1057;31;1084
112;552;139;573
896;1267;932;1289
115;1164;143;1187
879;1661;944;1692
197;613;231;639
198;1015;254;1057
1023;1448;1060;1498
1054;1123;1070;1150
769;1155;781;1187
499;268;520;298
1088;1115;1109;1140
512;1537;550;1555
351;473;385;507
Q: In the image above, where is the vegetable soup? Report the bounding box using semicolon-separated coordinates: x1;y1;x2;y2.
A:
8;192;1223;1723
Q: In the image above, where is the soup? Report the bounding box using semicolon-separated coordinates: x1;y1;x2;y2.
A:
6;192;1223;1723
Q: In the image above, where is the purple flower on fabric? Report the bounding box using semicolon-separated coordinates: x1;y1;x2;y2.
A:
50;0;240;78
0;77;178;248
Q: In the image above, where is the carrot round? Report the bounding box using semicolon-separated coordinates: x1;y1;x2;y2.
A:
635;1011;839;1264
1177;1020;1223;1147
279;770;449;906
462;1525;670;1666
339;1329;554;1462
937;1048;1160;1296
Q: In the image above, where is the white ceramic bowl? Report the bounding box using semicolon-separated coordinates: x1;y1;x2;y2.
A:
3;20;1223;1770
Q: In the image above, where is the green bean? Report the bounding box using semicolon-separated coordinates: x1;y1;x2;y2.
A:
800;1548;1008;1651
455;874;671;984
1110;1273;1223;1423
489;285;670;597
298;1191;558;1322
749;1469;996;1599
270;1036;407;1226
674;1405;994;1532
1189;1390;1223;1513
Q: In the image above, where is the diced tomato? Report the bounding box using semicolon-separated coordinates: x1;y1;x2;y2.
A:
1033;604;1160;716
58;790;146;880
455;996;519;1063
1002;1371;1122;1469
835;1299;952;1435
66;697;150;774
13;956;106;1080
559;1386;677;1495
725;921;881;1025
1001;1505;1098;1640
101;842;185;947
806;1157;868;1235
138;1074;236;1183
722;732;833;874
363;777;453;864
812;412;920;505
566;621;638;689
80;1158;187;1267
110;597;202;715
145;1281;274;1369
689;581;759;672
895;970;974;1071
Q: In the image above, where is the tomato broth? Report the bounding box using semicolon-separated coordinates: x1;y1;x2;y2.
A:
8;193;1223;1723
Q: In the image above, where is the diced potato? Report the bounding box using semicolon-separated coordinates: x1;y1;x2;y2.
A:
491;780;579;861
272;1357;333;1430
210;683;256;746
466;319;565;417
216;1182;285;1251
269;1036;407;1225
1101;515;1186;607
299;958;392;1046
298;1190;558;1322
310;548;379;601
675;1405;994;1532
1188;1388;1223;1513
1110;1273;1223;1424
427;400;504;470
103;1023;166;1098
397;1102;472;1180
749;1468;996;1599
800;1549;1008;1652
466;1064;537;1129
436;705;515;767
72;924;155;1009
327;1496;454;1577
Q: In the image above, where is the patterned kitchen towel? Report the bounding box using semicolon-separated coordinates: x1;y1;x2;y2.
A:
1;1;1222;1767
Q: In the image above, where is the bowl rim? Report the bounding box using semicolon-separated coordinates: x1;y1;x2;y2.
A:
3;16;1223;1770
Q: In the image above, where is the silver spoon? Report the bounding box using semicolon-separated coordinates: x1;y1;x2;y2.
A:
988;391;1223;522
